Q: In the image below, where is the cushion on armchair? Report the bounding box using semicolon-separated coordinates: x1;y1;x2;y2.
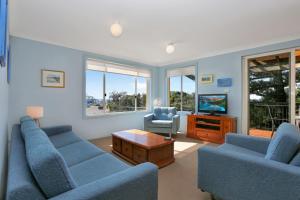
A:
265;123;300;163
153;107;176;120
149;120;172;128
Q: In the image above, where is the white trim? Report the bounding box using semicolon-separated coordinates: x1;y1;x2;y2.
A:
242;48;299;134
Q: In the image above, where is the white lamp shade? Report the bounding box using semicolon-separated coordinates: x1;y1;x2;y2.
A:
110;23;123;37
26;106;44;119
166;44;175;54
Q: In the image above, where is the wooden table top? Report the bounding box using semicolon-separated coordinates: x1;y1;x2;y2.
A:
112;129;175;149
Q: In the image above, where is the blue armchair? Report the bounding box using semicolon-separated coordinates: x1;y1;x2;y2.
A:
198;123;300;200
144;107;180;136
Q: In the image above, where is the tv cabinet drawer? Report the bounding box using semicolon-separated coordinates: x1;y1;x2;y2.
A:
122;141;133;158
196;130;208;138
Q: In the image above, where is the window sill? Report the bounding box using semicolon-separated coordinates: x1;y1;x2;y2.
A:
84;110;151;119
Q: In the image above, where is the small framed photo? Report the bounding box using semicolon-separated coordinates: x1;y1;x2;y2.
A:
200;74;213;84
41;70;65;88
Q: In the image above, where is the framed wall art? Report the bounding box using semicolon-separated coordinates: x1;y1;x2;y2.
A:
41;70;65;88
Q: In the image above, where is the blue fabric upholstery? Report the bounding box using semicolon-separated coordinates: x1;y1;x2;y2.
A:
6;125;46;200
50;163;158;200
198;126;300;200
144;107;180;135
42;125;73;137
20;119;38;137
20;115;34;123
290;150;300;166
49;131;81;148
265;123;300;163
7;116;158;200
226;133;271;154
57;141;105;167
70;154;130;186
24;127;77;198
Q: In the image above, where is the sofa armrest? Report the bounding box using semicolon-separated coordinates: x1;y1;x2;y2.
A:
225;133;271;154
144;113;154;122
198;146;300;200
50;162;158;200
42;125;72;136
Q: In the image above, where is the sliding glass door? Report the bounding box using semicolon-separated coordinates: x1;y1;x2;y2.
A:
243;49;300;136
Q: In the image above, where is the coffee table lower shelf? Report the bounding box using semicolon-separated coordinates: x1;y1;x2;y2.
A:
112;134;175;168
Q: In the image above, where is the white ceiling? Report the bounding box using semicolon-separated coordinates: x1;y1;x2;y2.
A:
9;0;300;66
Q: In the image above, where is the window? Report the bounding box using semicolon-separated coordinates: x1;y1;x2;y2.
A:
167;66;196;112
85;59;151;116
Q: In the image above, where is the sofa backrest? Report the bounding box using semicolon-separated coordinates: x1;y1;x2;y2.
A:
153;107;177;120
265;123;300;163
6;125;46;200
20;117;77;198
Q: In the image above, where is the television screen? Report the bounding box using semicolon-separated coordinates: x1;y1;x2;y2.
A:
198;94;227;114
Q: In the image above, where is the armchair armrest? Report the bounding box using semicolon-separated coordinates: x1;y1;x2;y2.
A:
198;146;300;200
172;114;180;128
42;125;72;136
144;113;154;121
50;163;158;200
225;133;271;154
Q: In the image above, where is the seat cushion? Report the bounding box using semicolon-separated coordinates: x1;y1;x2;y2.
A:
265;123;300;163
70;154;129;186
153;107;176;120
149;120;173;128
24;127;76;198
49;131;81;148
57;140;105;167
218;144;265;158
290;150;300;166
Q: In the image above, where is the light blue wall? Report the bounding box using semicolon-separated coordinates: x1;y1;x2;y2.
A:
9;36;159;139
160;38;300;133
0;51;8;198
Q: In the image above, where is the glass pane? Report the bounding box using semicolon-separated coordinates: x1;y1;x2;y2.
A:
295;50;300;120
248;52;290;137
106;73;136;112
137;77;148;111
86;70;104;116
169;76;181;111
182;75;195;112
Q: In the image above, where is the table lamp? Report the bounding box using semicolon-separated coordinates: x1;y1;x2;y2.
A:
26;106;44;127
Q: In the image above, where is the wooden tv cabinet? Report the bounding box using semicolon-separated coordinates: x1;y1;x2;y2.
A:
187;114;237;144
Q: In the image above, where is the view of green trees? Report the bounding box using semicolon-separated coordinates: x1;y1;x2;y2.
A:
106;92;146;112
169;91;195;112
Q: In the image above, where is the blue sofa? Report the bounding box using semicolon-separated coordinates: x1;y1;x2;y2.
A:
198;123;300;200
6;116;158;200
144;107;180;135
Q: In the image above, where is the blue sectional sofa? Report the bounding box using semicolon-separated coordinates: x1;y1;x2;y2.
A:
6;116;158;200
198;123;300;200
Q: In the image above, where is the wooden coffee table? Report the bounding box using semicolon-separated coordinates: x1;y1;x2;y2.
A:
112;129;175;168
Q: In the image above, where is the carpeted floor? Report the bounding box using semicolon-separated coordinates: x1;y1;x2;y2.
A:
91;134;218;200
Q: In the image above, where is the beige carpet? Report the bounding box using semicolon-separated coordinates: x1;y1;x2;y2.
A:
91;134;217;200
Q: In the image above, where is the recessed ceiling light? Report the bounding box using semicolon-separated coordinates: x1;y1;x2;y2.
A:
166;44;175;54
110;22;123;37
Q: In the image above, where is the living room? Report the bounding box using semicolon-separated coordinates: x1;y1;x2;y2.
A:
1;1;300;200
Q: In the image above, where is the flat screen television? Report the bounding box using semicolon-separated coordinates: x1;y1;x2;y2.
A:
198;94;228;115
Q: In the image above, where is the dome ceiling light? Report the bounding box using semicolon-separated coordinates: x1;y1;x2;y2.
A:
166;43;175;54
110;22;123;37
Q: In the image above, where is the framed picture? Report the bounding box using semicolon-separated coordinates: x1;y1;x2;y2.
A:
41;70;65;88
200;74;213;84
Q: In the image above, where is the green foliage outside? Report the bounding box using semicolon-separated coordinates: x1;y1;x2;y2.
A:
169;91;195;112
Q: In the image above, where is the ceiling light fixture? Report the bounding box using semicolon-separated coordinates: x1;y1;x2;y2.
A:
110;22;123;37
166;43;175;54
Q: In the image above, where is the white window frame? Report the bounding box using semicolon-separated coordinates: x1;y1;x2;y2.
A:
84;58;151;117
167;66;196;112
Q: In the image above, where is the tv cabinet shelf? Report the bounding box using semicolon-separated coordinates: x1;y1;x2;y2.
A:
187;114;237;144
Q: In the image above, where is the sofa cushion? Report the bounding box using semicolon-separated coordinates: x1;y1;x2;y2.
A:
24;128;76;198
149;120;173;128
49;131;81;148
265;123;300;163
218;144;265;158
290;150;300;166
153;107;176;120
57;140;105;166
70;154;129;186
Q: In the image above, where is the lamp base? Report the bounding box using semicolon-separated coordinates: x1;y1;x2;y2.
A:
34;119;41;127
